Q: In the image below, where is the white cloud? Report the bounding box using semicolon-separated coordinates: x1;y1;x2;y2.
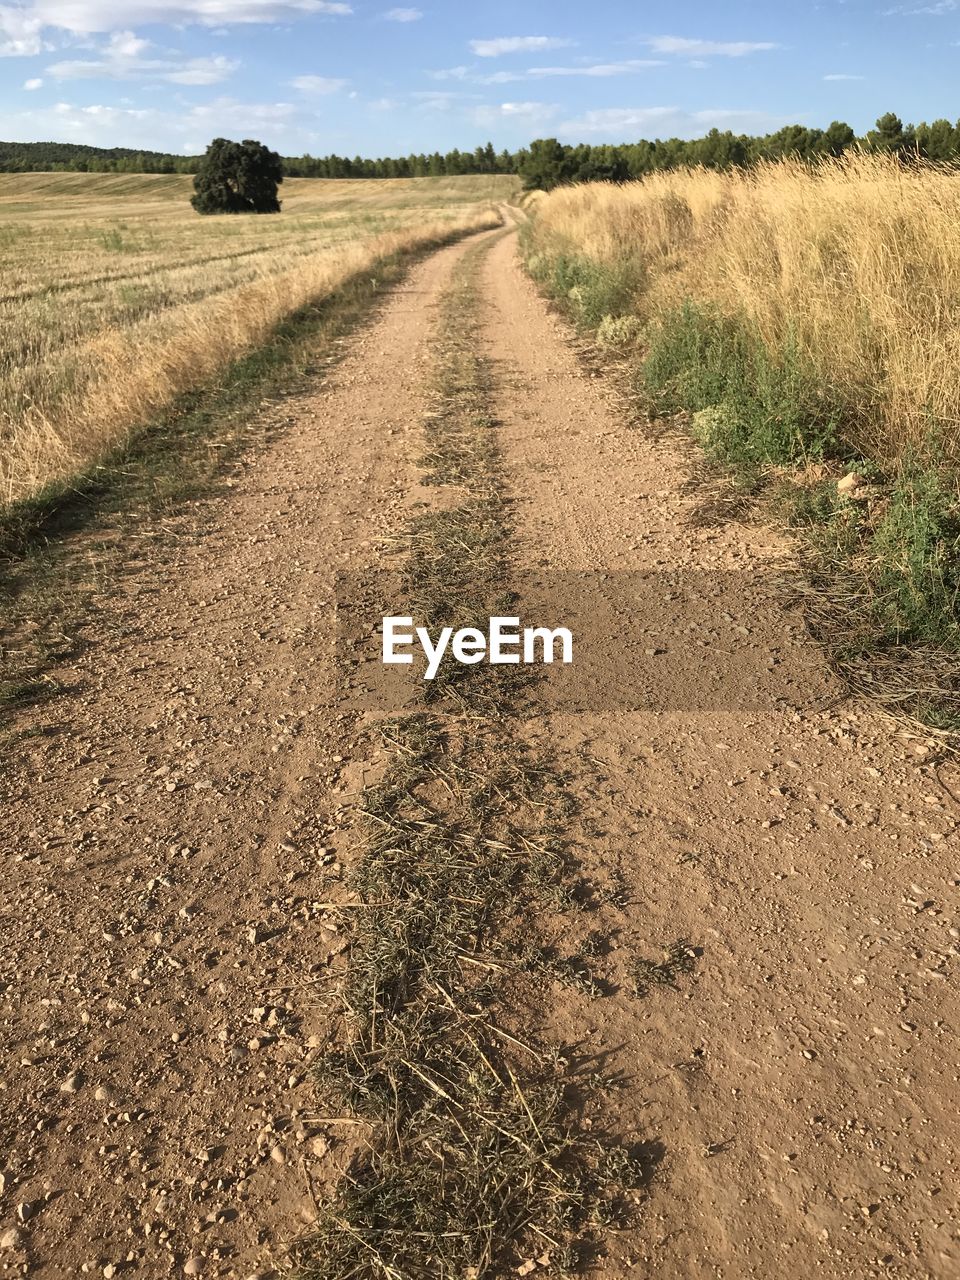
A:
499;100;555;117
47;42;240;84
429;64;525;84
468;99;557;129
823;72;864;80
886;1;957;11
470;35;574;57
23;73;42;85
168;55;239;84
476;69;525;83
108;28;149;55
290;73;347;92
431;58;661;85
2;92;341;155
186;95;297;127
558;105;793;139
528;59;664;77
412;88;480;108
384;6;421;19
428;65;470;80
0;4;48;54
647;35;780;57
1;0;351;48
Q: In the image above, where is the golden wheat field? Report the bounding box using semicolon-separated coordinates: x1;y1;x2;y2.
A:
528;154;960;466
0;172;514;505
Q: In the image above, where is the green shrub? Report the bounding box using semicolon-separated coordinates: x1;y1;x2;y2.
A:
642;301;842;476
522;239;646;330
785;463;960;650
871;466;960;645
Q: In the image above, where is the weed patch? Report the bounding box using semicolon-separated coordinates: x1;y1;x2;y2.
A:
629;942;698;998
642;303;842;478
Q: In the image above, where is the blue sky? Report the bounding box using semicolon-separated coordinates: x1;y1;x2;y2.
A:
0;0;956;155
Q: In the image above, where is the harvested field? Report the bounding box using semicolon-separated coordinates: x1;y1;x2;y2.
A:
0;173;514;504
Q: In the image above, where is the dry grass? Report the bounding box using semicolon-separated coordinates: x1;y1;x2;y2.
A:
525;156;960;730
0;172;514;505
526;154;960;468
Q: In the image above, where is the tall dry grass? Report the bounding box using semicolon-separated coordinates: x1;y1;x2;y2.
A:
527;154;960;466
0;174;512;505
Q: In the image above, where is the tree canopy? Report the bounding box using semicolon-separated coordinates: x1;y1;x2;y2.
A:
191;137;283;215
515;114;960;190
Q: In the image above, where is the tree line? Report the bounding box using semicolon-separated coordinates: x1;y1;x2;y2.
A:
0;138;517;177
519;114;960;189
4;114;960;188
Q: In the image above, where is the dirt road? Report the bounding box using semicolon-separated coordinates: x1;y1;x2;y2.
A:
2;222;958;1279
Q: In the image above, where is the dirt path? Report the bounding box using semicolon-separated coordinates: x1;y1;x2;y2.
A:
480;232;960;1279
0;232;494;1277
2;223;959;1280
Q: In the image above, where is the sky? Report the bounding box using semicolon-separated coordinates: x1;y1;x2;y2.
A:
0;0;957;156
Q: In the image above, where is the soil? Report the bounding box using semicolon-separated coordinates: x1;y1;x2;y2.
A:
2;222;958;1280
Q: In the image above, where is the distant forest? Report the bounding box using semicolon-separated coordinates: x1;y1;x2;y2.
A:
0;138;517;178
2;115;959;189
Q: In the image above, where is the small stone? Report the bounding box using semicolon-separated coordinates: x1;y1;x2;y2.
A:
802;1049;817;1060
61;1071;84;1094
103;1265;118;1278
0;1228;23;1250
837;471;864;494
183;1258;205;1277
16;1203;33;1224
269;1144;286;1165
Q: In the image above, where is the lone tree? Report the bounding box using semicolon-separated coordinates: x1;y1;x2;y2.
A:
191;137;283;214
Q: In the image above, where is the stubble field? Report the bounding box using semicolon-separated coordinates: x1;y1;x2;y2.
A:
0;172;514;506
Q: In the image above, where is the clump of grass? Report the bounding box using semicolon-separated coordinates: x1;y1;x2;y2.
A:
870;465;960;645
628;942;698;998
641;302;842;479
524;241;646;331
782;462;960;728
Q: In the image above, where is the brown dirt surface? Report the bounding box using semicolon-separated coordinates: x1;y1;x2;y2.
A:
480;232;960;1280
2;221;958;1280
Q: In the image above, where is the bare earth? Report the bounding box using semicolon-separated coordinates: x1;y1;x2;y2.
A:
2;223;958;1279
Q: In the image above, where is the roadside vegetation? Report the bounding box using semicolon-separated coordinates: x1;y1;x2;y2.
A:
0;172;512;508
523;153;960;729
